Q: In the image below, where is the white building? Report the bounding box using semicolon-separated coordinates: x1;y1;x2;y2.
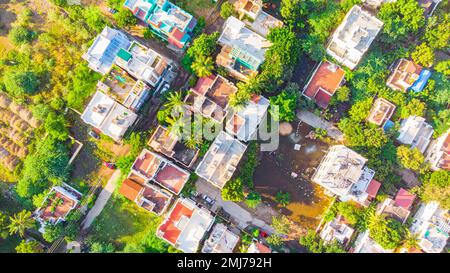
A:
225;94;270;142
83;26;131;75
157;198;215;253
353;230;393;253
425;129;450;171
81;91;138;141
326;5;383;70
234;0;283;37
410;202;449;253
320;216;355;246
201;223;240;253
196;131;247;189
397;116;434;153
312;145;381;206
115;41;176;92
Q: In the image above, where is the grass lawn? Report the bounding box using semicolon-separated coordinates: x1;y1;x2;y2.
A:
87;194;171;252
174;0;217;19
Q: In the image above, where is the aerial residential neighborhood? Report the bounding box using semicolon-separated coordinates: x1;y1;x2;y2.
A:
0;0;448;259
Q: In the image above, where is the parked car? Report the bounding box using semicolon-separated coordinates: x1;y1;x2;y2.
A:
202;194;215;206
106;7;117;14
103;162;116;169
88;130;100;140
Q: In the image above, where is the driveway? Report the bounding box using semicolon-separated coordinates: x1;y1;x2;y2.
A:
297;110;344;141
81;169;121;230
196;179;275;233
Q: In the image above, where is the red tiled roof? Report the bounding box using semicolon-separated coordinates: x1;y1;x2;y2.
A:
394;188;415;210
314;88;332;109
193;75;216;96
154;164;189;194
255;242;271;253
119;178;143;201
366;179;381;198
158;200;194;245
303;61;345;106
170;28;185;42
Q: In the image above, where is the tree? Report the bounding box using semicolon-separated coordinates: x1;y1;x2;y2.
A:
114;8;137;28
421;170;450;209
0;212;9;239
16;138;70;198
378;0;425;44
269;84;299;122
43;223;64;242
271;215;290;235
400;99;426;118
402;230;419;249
434;60;450;77
221;178;245;202
16;240;44;253
245;191;261;209
266;234;283;247
8;26;36;45
349;98;373;122
275;191;291;207
90;241;115;253
396;146;428;173
424;14;450;50
3;70;39;97
411;43;434;67
191;55;214;77
368;213;405;250
66;64;100;110
183;32;219;72
299;230;345;253
220;2;236;19
280;0;307;30
334;86;351;103
45;111;69;141
83;6;107;33
8;210;35;237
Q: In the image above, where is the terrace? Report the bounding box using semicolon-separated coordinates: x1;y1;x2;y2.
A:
82;27;131;75
326;5;383;70
234;0;283;37
148;125;199;168
225;94;270;142
201;223;239;253
131;149;190;194
425;129;450;171
34;184;82;233
80;91;138;141
320;215;355;246
312;145;380;206
410;201;449;253
186;75;237;122
157;198;215;253
217;16;271;77
366;98;396;127
386;59;425;92
397;116;434;153
376;188;415;223
195;131;247;189
115;41;175;89
302;61;345;109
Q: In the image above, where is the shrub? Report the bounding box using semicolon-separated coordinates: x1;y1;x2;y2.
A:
8;26;36;45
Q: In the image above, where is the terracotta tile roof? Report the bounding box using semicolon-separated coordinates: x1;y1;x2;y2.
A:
314;88;333;109
303;61;345;107
119;178;143;201
158;200;194;245
366;179;381;198
154;164;189;194
193;75;216;96
394;188;416;210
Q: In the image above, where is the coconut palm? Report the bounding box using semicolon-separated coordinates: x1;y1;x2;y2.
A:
191;56;214;77
402;229;419;249
8;210;35;237
163;91;184;114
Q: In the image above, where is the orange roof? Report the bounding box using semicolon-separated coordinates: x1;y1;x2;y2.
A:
170;28;185;42
154;164;189;194
193;75;216;96
394;188;415;210
119;179;143;201
158;200;194;245
303;61;345;106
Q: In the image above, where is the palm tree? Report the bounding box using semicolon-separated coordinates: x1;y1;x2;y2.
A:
191;56;214;77
8;210;35;237
164;91;184;114
403;230;419;249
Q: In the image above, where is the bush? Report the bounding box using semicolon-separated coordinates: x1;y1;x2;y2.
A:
275;191;291;207
43;223;64;242
8;26;36;45
221;178;244;202
114;8;137;28
220;2;236;19
299;230;345;253
3;70;40;97
411;43;434;67
245;191;261;209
